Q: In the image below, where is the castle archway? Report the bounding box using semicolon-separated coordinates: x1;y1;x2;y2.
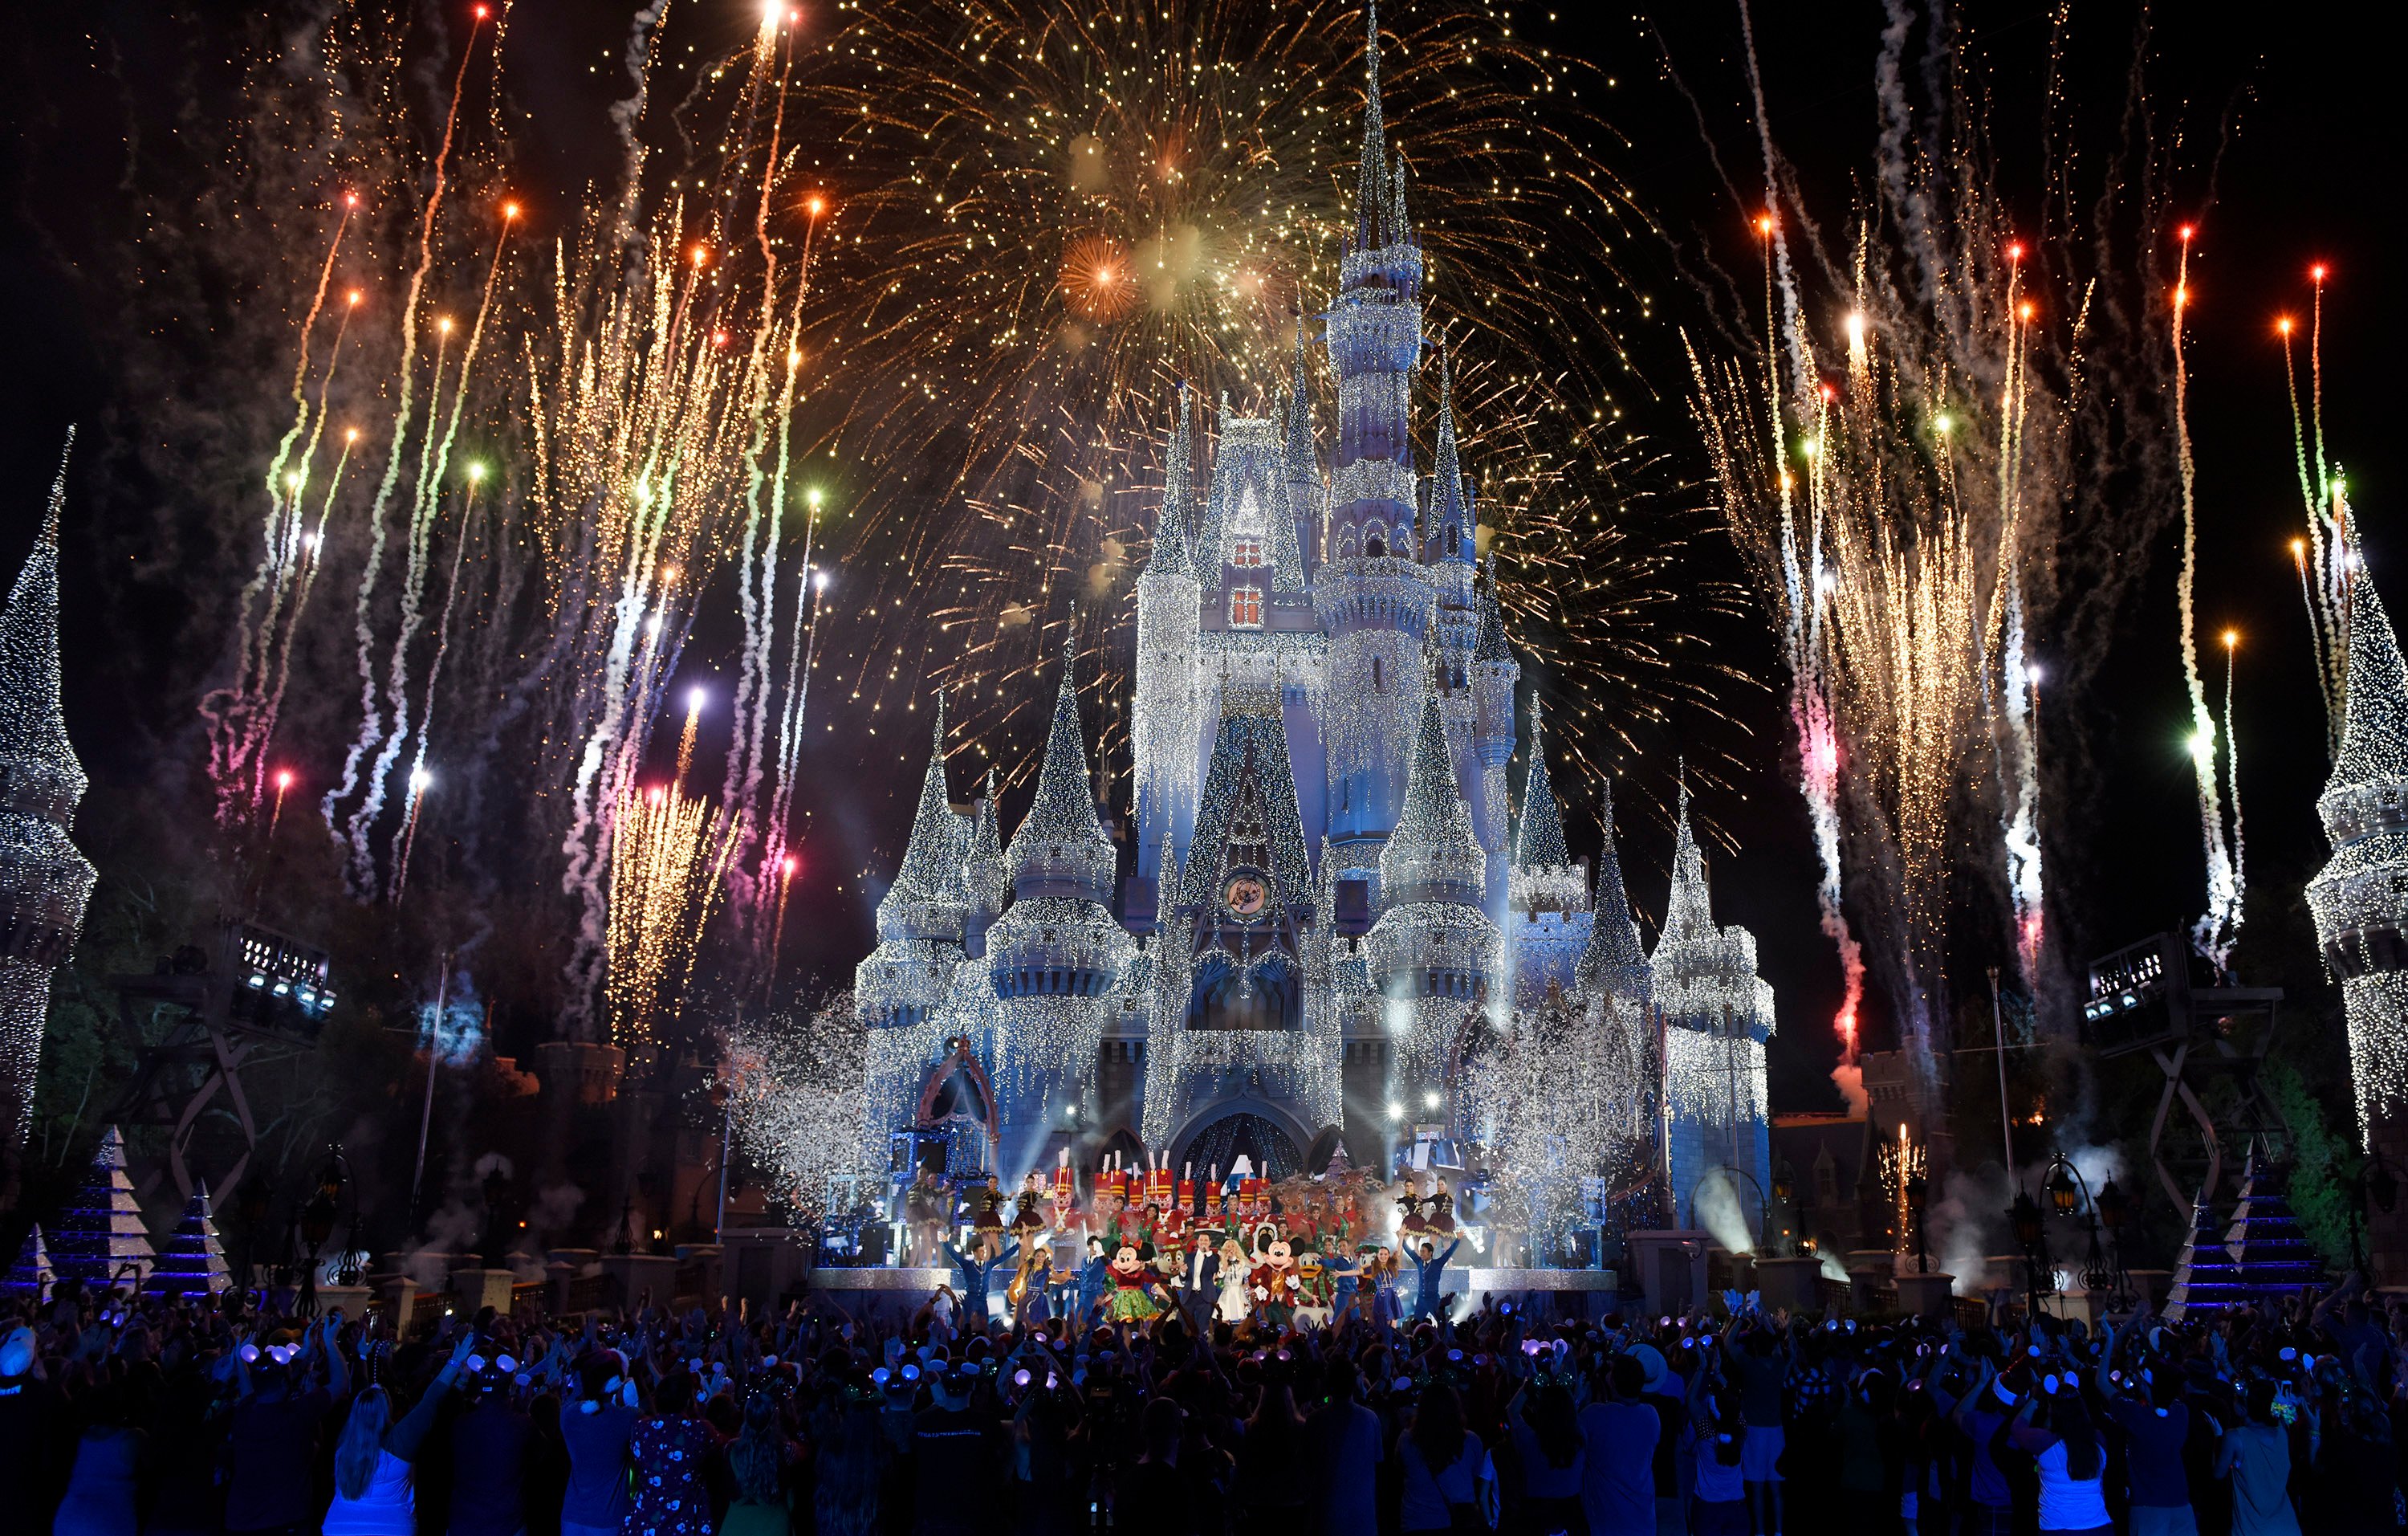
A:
1169;1096;1319;1184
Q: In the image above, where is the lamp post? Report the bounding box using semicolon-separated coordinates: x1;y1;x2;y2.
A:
2095;1176;2134;1311
2009;1188;2052;1318
2044;1151;2110;1293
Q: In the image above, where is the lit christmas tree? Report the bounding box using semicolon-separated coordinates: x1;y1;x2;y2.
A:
0;433;98;1184
146;1178;231;1298
51;1125;155;1289
3;1220;55;1298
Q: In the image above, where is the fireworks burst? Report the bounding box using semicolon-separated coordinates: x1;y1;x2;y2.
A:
605;782;740;1049
783;0;1718;795
1687;7;2193;1078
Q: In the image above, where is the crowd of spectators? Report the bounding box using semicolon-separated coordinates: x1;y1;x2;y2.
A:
5;1268;2406;1536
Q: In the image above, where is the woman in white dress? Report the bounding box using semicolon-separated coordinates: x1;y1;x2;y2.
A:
1216;1237;1252;1324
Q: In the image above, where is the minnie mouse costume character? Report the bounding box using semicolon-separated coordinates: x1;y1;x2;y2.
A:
1104;1241;1169;1322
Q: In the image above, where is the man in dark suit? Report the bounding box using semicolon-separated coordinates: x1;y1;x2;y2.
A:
1176;1230;1220;1334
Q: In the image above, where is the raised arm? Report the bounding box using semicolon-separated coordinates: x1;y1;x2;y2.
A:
386;1334;475;1463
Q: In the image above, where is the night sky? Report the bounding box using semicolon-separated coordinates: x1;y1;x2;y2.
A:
0;1;2399;1120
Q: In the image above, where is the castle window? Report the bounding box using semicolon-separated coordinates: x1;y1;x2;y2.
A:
1372;657;1383;691
1229;586;1263;628
1445;524;1460;556
1231;536;1265;568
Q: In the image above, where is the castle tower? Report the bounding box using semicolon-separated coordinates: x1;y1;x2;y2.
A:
1507;700;1591;1005
1316;2;1434;877
984;638;1132;1171
1572;773;1658;1189
0;442;96;1184
855;701;970;1030
1574;775;1652;1012
1133;385;1203;907
1651;780;1775;1243
1369;695;1499;1117
855;703;976;1167
1469;559;1519;916
1141;687;1336;1155
2308;571;2408;1142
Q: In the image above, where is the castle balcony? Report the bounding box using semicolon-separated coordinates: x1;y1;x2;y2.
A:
1338;240;1425;300
1313;560;1434;637
2321;779;2408;846
985;895;1133;1001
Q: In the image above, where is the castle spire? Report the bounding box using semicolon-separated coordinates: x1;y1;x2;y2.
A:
2326;576;2408;799
1584;774;1646;972
1511;700;1571;871
0;428;97;1159
1379;695;1486;906
1429;344;1475;564
874;693;968;943
1355;0;1389;248
1284;322;1316;470
1005;633;1117;902
0;429;85;800
1474;558;1511;662
1147;383;1195;577
1660;768;1715;946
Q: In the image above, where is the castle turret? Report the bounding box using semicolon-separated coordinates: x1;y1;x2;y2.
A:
1507;700;1589;1004
1133;385;1204;902
2308;570;2408;1137
1470;558;1519;915
1369;695;1499;1114
1651;779;1775;1242
1316;2;1434;874
0;440;96;1174
985;638;1132;1158
1283;328;1323;582
1574;775;1650;1010
962;768;1007;960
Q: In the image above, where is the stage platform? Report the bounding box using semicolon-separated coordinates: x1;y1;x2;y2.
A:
803;1265;1623;1318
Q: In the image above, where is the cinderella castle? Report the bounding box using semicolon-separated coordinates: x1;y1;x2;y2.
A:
851;11;1775;1236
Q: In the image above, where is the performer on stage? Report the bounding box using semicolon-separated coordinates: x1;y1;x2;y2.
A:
1250;1234;1303;1331
1076;1235;1109;1324
1007;1243;1052;1328
1397;1175;1428;1239
1104;1242;1170;1322
1010;1174;1047;1241
1175;1231;1220;1334
966;1172;1007;1259
904;1169;946;1265
1324;1242;1365;1326
1215;1236;1252;1325
1428;1179;1457;1235
1371;1246;1403;1326
939;1237;1018;1323
1410;1236;1461;1323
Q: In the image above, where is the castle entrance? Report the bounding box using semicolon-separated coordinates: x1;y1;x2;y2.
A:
1174;1106;1306;1184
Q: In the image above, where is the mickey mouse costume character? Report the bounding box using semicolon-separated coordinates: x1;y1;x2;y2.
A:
1249;1232;1304;1330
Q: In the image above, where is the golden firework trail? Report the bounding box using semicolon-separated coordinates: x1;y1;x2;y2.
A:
779;0;1719;800
605;781;740;1049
